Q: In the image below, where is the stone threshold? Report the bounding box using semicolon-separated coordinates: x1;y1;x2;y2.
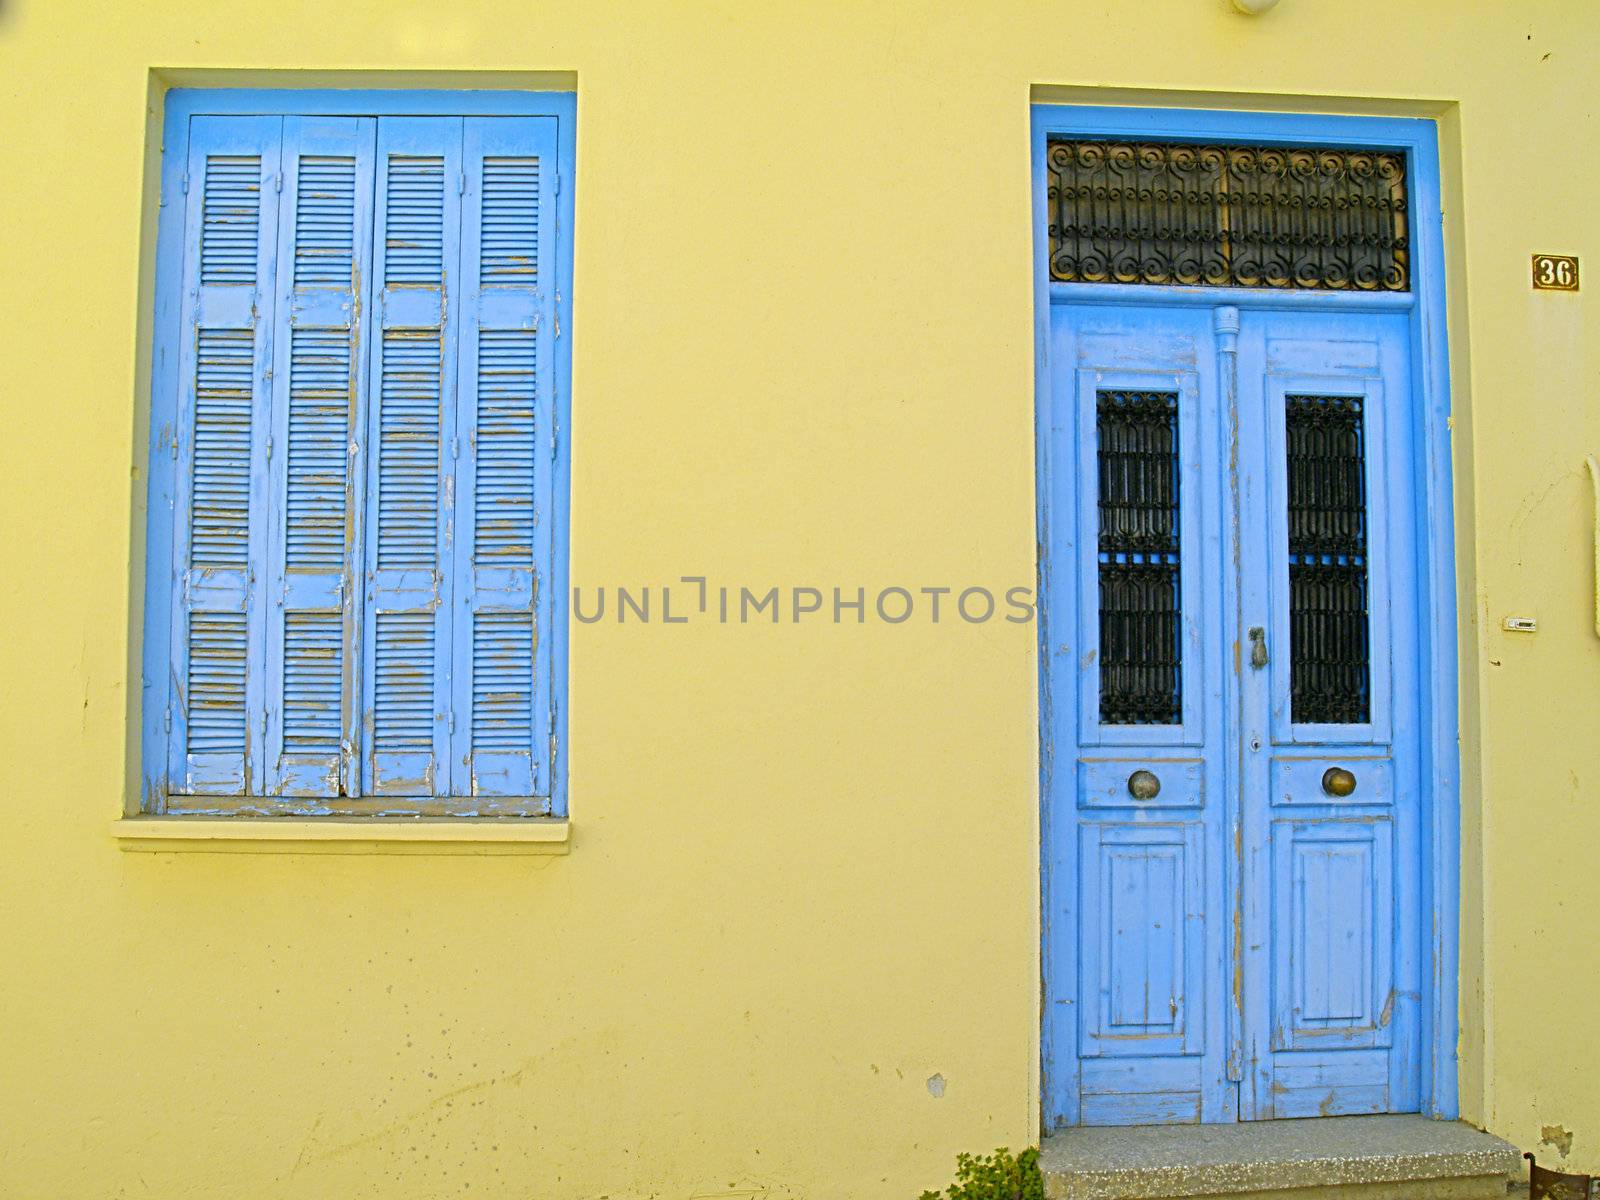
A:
1040;1114;1521;1200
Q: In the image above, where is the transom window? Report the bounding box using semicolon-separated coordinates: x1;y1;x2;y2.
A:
1046;139;1409;291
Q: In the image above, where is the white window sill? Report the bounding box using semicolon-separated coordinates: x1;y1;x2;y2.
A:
110;816;571;855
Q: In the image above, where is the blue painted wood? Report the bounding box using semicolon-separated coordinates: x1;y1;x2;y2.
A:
1403;127;1459;1122
1258;324;1399;748
264;115;376;798
449;116;559;804
165;89;577;121
1050;283;1415;313
548;100;575;821
167;114;284;798
1078;758;1204;810
361;116;464;799
140;93;192;812
1078;821;1205;1061
1269;818;1394;1051
1043;303;1235;1127
1069;354;1208;751
1235;308;1422;1119
1270;755;1394;808
1035;104;1460;1126
143;89;575;815
1045;301;1422;1126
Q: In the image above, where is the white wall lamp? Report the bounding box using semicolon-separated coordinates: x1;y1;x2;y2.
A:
1231;0;1281;13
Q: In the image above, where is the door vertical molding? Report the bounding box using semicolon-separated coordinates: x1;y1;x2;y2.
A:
1213;304;1245;1094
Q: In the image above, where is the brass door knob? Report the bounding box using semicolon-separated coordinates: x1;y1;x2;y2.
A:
1128;770;1162;801
1322;767;1357;797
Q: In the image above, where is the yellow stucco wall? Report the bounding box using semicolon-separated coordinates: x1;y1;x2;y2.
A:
1;1;1597;1195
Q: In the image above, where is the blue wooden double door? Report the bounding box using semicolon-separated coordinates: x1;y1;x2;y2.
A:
1044;300;1423;1125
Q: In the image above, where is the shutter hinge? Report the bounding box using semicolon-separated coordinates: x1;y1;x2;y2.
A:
451;436;459;461
554;173;561;197
458;172;466;196
448;711;456;734
164;707;172;733
265;434;273;461
273;172;283;193
550;420;558;463
181;170;190;196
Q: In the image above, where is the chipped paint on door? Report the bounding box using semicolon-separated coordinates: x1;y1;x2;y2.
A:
1042;299;1425;1125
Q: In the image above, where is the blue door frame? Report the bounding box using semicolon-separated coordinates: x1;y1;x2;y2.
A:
1033;106;1460;1128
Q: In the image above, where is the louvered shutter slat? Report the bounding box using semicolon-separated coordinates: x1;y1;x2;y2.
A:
169;115;283;796
264;116;376;797
450;117;558;802
361;117;463;797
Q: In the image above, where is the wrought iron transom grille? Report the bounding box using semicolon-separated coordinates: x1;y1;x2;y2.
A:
1047;140;1409;292
1286;394;1371;724
1097;390;1181;726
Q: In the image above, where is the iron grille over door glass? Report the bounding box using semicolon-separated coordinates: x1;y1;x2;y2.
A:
1285;395;1371;724
1098;391;1181;725
1047;141;1409;291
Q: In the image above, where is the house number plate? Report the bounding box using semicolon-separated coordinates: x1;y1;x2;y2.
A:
1532;254;1579;291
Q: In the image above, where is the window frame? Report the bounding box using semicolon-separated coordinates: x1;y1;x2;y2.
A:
139;88;575;819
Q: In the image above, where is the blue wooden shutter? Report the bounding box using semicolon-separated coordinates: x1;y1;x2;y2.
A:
361;118;463;797
263;117;376;797
168;115;283;795
449;117;558;801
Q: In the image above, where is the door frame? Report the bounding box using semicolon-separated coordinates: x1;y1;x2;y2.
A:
1032;104;1460;1127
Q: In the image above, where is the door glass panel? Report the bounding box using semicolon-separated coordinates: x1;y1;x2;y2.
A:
1285;394;1370;724
1097;390;1181;725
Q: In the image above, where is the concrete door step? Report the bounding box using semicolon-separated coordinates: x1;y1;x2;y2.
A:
1039;1114;1521;1200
